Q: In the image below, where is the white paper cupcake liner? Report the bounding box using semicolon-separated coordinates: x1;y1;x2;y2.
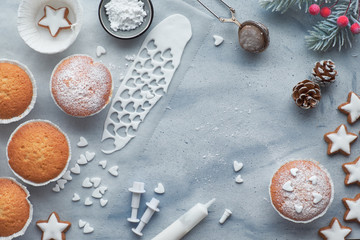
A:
50;54;113;118
6;119;72;187
0;177;33;240
17;0;83;54
0;59;37;124
268;159;334;224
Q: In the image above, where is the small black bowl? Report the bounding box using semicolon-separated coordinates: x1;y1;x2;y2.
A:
98;0;154;40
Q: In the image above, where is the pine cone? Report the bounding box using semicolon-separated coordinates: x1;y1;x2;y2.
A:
312;60;337;85
292;80;321;109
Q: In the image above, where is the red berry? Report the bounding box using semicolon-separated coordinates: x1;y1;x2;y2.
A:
309;4;320;15
337;15;349;27
320;7;331;18
351;23;360;34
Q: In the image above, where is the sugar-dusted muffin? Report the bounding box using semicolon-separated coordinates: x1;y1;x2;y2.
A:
0;178;33;239
0;60;36;123
269;160;334;223
50;55;112;117
7;120;70;186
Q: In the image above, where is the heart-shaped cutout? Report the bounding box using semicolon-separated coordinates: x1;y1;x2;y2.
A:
57;179;67;189
52;184;60;192
84;197;93;206
235;175;244;183
108;166;119;177
85;151;96;162
77;136;88;147
82;177;93;188
154;183;165;194
213;35;224;46
233;161;243;172
92;188;102;199
96;46;106;57
290;168;299;177
312;192;323;204
309;176;318;185
72;193;80;202
91;177;101;188
98;186;108;195
99;160;107;169
79;219;87;228
77;154;87;165
100;198;108;207
71;164;81;174
282;181;293;192
62;170;72;181
83;223;94;233
295;204;303;213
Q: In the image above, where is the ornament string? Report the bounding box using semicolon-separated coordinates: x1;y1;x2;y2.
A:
196;0;241;26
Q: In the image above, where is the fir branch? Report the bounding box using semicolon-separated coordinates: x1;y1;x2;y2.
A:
259;0;312;13
305;1;358;51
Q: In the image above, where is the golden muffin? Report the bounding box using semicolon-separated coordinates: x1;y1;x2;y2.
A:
51;55;112;117
7;120;70;185
269;160;333;223
0;178;32;239
0;61;36;122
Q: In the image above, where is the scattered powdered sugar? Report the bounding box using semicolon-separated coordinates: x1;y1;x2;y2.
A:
105;0;147;31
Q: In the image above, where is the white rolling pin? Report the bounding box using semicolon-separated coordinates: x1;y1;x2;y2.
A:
152;198;216;240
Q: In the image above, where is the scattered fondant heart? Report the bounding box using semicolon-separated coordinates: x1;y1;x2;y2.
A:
62;170;72;181
235;175;244;183
154;183;165;194
79;219;87;228
282;181;293;192
82;177;93;188
85;151;95;162
99;160;107;169
57;179;67;189
295;204;303;213
312;192;323;204
108;166;119;177
77;154;87;165
83;223;94;233
84;197;93;206
146;92;155;99
213;35;224;46
77;136;88;147
233;161;243;172
91;177;101;188
100;198;108;207
71;164;81;174
92;188;102;199
309;176;318;185
52;184;60;192
72;193;80;202
98;186;108;194
96;46;106;58
290;168;299;177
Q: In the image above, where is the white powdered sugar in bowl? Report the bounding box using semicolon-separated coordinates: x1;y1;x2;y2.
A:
105;0;147;31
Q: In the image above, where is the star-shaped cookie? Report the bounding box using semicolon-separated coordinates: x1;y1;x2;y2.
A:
338;92;360;124
343;157;360;186
343;194;360;223
324;124;357;156
38;5;72;37
36;212;71;240
318;217;351;240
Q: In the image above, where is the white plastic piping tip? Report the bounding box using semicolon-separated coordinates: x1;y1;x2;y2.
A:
146;198;160;212
205;198;216;209
127;217;140;223
132;198;160;236
219;209;232;224
129;181;146;193
132;223;144;236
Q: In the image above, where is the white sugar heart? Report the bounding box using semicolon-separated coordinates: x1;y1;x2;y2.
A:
62;170;72;181
235;175;244;183
295;204;303;213
154;183;165;194
79;219;87;228
92;188;102;199
213;35;224;46
98;186;108;194
72;193;80;202
82;177;93;188
108;166;119;177
70;164;81;174
312;192;323;204
282;181;294;192
290;168;298;177
309;176;318;185
100;198;108;207
85;151;95;162
96;45;106;58
77;136;88;147
146;92;155;99
52;184;60;192
91;177;101;188
77;154;87;165
84;197;93;206
83;223;94;233
99;160;107;169
57;179;67;189
233;161;243;172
